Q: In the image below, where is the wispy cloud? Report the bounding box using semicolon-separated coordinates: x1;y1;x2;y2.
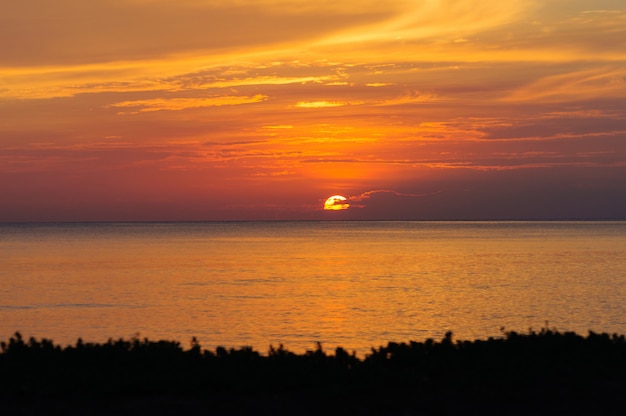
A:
110;94;267;114
315;0;531;46
375;90;450;106
504;66;626;103
351;189;437;200
348;189;440;208
295;101;356;108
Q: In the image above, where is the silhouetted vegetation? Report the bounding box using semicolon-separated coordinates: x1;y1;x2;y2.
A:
2;328;626;415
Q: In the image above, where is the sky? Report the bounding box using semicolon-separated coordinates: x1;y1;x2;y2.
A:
1;0;626;221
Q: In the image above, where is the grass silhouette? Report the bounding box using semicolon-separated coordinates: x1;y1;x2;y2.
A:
2;328;626;415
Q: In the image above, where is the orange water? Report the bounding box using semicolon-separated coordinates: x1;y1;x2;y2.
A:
1;221;625;355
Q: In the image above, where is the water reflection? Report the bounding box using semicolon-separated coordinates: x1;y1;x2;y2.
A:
1;221;625;354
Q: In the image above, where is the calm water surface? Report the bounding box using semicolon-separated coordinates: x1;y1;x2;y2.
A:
1;221;626;355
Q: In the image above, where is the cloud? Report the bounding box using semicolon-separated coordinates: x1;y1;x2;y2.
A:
375;90;450;106
316;0;531;46
262;125;294;129
295;101;352;108
109;94;267;114
0;61;342;100
504;66;626;103
347;189;440;208
199;75;337;89
0;0;393;67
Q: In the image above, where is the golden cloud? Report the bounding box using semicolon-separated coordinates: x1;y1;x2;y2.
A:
110;94;268;114
295;101;349;108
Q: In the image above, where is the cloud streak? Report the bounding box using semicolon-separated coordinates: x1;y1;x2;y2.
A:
110;94;267;114
504;66;626;103
347;189;442;208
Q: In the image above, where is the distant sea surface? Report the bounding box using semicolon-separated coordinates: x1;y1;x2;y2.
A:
1;221;626;354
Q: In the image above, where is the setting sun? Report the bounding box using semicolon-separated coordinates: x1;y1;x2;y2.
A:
324;195;350;211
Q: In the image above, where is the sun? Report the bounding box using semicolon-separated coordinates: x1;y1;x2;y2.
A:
324;195;350;211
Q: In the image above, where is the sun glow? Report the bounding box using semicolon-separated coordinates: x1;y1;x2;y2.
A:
324;195;350;210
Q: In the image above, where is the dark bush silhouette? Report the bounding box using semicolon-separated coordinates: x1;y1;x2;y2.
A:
2;328;626;415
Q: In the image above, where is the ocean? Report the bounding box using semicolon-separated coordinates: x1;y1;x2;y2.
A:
1;221;625;355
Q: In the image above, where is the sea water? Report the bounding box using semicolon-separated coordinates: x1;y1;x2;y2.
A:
1;221;625;355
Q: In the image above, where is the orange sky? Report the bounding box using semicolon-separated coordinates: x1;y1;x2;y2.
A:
2;0;626;220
